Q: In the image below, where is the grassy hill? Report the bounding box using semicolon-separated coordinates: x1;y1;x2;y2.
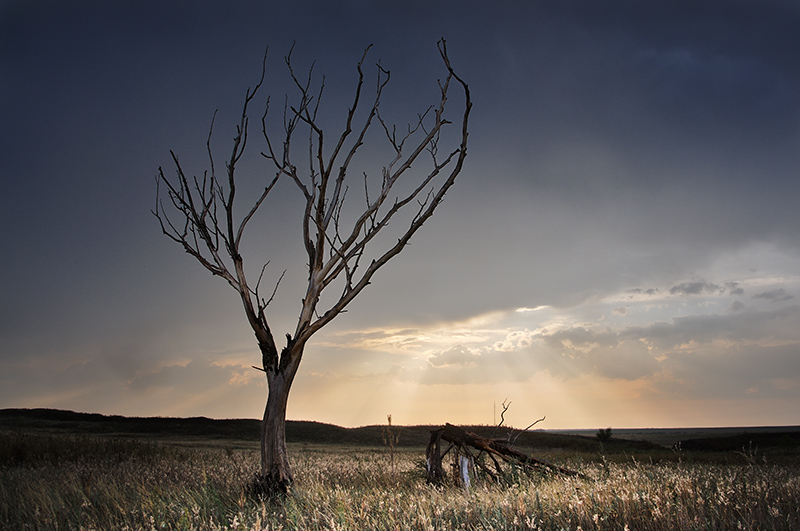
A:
2;408;799;457
0;408;653;452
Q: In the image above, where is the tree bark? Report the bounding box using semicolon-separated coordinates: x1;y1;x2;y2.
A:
426;428;445;484
256;343;303;493
260;378;292;488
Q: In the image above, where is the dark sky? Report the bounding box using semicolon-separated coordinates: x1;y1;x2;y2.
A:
2;0;799;428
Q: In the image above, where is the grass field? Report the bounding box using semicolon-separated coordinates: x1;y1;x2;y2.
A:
2;425;800;531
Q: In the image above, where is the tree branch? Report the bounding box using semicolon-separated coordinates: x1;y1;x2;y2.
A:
155;40;470;377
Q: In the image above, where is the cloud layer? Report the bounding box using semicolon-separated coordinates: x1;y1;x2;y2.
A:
1;0;799;428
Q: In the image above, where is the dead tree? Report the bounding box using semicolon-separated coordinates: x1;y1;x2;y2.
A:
426;424;581;487
153;40;471;493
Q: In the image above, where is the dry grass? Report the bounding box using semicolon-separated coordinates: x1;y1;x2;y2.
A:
2;432;799;530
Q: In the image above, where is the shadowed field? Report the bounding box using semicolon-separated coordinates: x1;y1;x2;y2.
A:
2;409;800;530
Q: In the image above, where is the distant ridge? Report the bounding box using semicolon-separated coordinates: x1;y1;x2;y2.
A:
678;430;800;452
0;408;434;446
0;408;653;450
0;407;262;440
3;408;798;453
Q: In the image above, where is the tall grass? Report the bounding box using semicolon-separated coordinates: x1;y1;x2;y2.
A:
2;432;799;530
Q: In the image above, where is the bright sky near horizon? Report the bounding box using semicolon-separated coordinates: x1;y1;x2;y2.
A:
2;0;799;430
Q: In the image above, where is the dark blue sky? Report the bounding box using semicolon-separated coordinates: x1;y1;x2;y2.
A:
2;0;799;427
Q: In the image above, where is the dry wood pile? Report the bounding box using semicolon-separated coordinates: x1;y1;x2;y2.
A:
425;423;581;487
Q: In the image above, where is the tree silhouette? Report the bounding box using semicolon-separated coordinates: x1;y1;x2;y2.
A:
596;427;613;442
153;40;471;491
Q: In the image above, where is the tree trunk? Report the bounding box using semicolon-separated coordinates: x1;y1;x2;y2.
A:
259;375;292;489
255;343;303;494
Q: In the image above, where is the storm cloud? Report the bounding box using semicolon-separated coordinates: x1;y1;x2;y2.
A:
2;0;799;428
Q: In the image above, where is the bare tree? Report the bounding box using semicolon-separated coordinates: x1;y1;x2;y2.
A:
153;40;471;492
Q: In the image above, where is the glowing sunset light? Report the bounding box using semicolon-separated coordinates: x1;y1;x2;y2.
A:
2;1;799;430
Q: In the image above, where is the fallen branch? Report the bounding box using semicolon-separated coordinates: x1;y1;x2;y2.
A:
426;423;582;486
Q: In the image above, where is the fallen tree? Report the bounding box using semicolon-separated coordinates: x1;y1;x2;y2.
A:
426;423;582;487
